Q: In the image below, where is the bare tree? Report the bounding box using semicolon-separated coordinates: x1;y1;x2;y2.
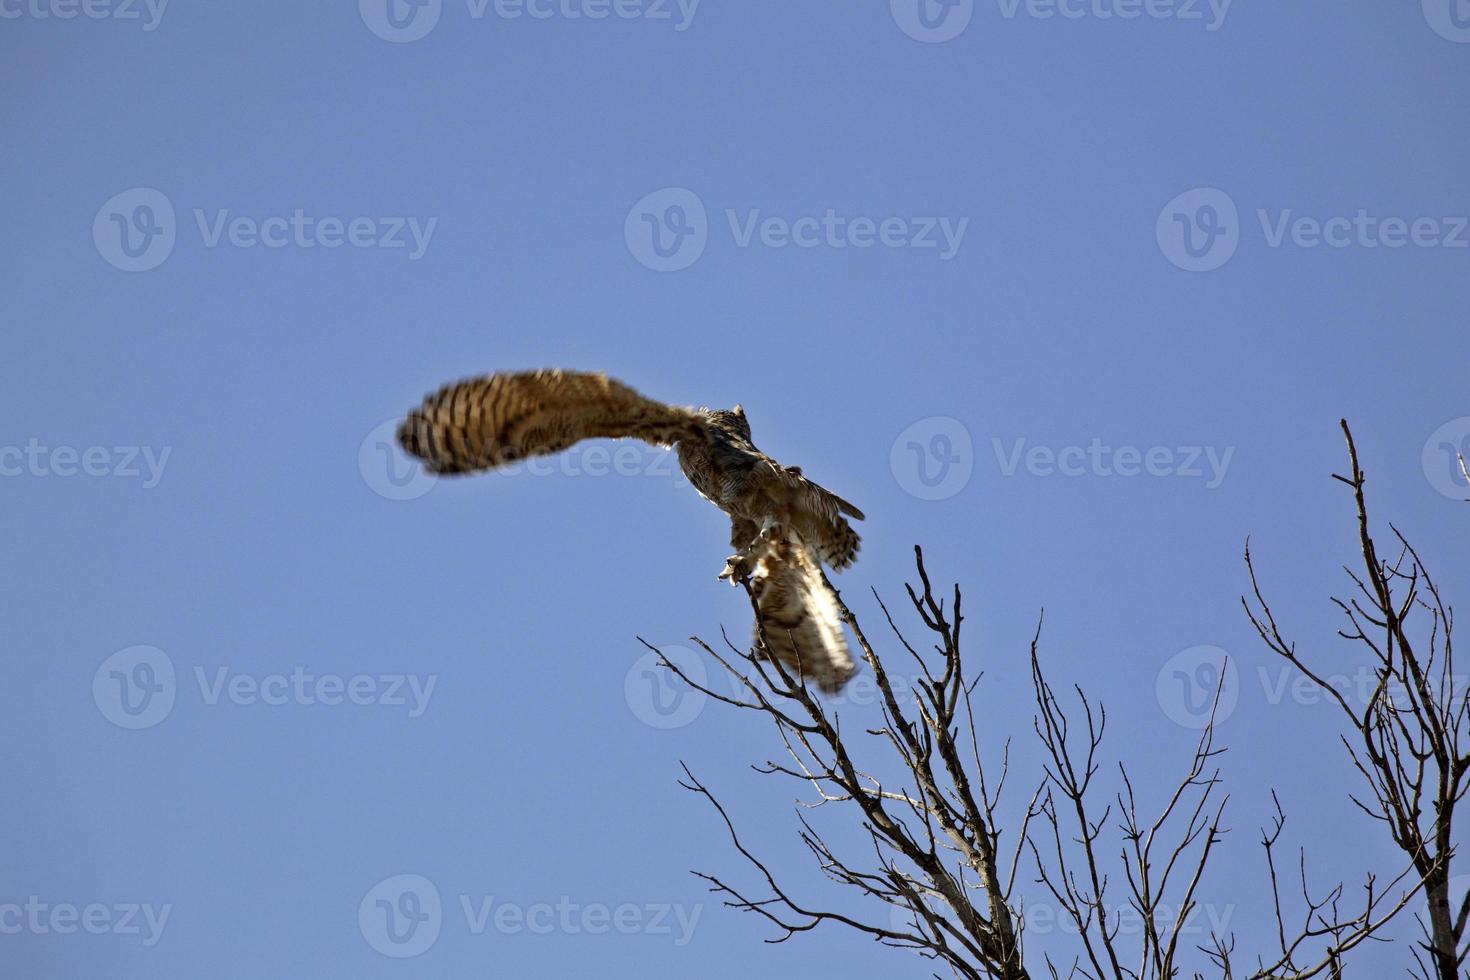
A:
1243;421;1468;979
648;421;1454;978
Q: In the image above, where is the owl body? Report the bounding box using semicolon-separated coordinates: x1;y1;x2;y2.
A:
677;409;772;527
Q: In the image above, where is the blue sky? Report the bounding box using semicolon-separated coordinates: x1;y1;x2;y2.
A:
3;1;1469;977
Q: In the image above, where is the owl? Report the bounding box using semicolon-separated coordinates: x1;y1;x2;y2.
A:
396;369;864;692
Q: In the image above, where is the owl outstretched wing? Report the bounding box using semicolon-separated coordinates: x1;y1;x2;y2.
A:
749;534;856;694
397;369;706;475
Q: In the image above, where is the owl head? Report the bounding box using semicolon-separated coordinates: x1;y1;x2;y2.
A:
707;405;751;441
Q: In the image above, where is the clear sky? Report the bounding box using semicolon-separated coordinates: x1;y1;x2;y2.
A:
3;1;1469;977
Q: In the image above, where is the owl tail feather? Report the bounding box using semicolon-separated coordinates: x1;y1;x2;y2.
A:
750;534;856;694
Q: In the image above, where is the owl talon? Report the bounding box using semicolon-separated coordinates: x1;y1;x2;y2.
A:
719;555;751;585
759;522;783;543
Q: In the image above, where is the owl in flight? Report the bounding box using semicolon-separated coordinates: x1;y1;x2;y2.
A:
396;369;864;692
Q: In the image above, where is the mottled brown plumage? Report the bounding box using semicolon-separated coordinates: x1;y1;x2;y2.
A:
397;369;863;692
747;536;853;693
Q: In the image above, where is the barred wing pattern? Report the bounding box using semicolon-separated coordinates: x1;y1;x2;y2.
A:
397;369;706;475
773;468;864;572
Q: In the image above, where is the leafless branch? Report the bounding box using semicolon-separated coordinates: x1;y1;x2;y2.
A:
665;422;1455;978
1240;420;1467;980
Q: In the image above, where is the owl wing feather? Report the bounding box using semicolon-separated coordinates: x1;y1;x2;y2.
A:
763;464;864;571
750;534;856;694
397;369;706;475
